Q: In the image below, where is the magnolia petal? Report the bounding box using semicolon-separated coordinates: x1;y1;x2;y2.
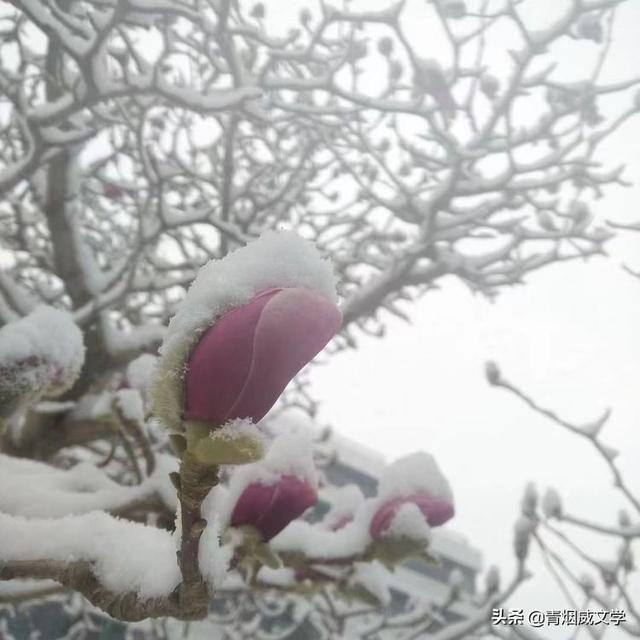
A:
231;474;318;541
370;493;454;539
185;287;341;425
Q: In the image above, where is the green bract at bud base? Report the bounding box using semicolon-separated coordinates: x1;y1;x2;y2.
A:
367;537;436;570
236;525;282;570
184;421;265;466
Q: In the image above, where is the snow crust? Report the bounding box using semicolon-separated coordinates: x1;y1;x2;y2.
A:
349;560;392;606
159;231;337;361
115;388;146;423
384;502;432;543
0;305;85;389
198;508;234;589
377;451;453;503
320;484;364;530
215;417;264;445
126;353;158;392
271;501;379;559
0;453;178;518
217;431;318;528
0;511;179;599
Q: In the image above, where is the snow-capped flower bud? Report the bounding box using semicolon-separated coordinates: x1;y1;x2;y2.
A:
600;562;616;587
250;2;265;19
323;484;364;531
618;509;631;528
568;201;591;225
153;233;339;434
331;515;353;531
103;183;125;199
231;474;318;541
542;488;562;519
537;211;556;232
184;287;341;427
441;1;466;19
579;573;595;593
485;565;500;594
377;36;394;57
374;501;434;544
372;451;454;540
514;516;534;560
389;60;403;82
485;361;501;386
370;492;454;540
347;41;368;63
0;307;85;418
618;544;634;572
377;138;391;153
299;8;312;25
480;74;499;100
414;58;456;117
521;482;538;517
576;14;602;43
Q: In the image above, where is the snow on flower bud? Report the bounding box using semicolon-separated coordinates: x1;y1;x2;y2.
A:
541;487;562;519
377;36;393;57
152;232;339;433
231;474;317;542
485;360;501;386
485;565;500;594
226;431;318;541
383;503;432;543
618;543;634;572
441;1;466;19
413;58;456;118
514;516;534;560
449;567;465;594
250;2;265;19
480;74;500;100
370;493;453;539
322;484;364;531
371;452;454;540
618;509;631;529
521;482;538;517
0;306;85;418
576;14;602;43
578;573;595;593
184;287;341;426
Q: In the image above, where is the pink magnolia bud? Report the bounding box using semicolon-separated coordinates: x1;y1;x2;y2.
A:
370;492;454;540
331;515;353;531
231;474;318;541
103;184;125;199
184;287;341;425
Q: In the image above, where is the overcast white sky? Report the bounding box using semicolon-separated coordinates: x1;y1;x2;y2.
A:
299;0;640;634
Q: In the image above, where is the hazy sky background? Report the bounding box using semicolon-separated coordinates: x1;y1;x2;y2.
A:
292;0;640;633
